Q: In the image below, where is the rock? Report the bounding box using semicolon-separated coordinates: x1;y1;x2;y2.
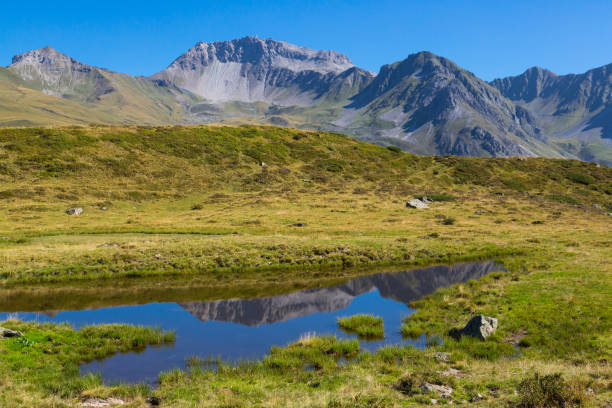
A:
430;399;438;405
418;196;433;203
0;327;23;338
470;393;484;402
434;352;450;362
439;368;462;378
421;382;453;398
146;397;161;406
65;207;83;216
594;204;602;210
79;398;125;407
406;199;429;209
452;315;498;340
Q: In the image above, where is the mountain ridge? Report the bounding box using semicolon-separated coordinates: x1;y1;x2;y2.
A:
2;38;612;165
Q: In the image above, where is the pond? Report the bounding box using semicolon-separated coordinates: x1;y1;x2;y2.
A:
0;261;504;385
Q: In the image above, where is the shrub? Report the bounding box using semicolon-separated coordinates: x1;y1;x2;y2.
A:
517;373;585;408
386;145;402;153
441;216;456;225
566;171;595;185
502;178;528;191
428;193;456;202
546;194;581;205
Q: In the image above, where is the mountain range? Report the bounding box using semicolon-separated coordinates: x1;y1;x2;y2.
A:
2;37;611;165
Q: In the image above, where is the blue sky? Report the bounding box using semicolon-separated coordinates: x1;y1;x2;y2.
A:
2;0;611;80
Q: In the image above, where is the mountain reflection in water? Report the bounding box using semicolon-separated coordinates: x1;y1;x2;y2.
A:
180;261;502;326
0;261;504;385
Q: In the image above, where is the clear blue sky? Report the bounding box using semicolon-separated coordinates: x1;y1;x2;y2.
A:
2;0;612;80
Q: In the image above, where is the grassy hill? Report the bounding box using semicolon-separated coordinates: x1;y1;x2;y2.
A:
0;124;609;282
0;124;609;203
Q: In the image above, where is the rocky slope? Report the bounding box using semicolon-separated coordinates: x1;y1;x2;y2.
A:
152;37;368;105
337;52;556;157
7;46;197;125
492;65;612;165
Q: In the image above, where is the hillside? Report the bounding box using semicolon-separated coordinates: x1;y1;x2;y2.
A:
0;125;609;207
6;47;198;126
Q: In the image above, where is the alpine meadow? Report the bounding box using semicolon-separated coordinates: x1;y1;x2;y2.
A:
1;3;611;407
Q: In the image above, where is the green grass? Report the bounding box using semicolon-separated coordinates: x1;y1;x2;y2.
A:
0;125;609;284
337;315;384;338
0;320;174;407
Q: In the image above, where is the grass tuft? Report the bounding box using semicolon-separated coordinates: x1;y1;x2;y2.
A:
337;314;384;338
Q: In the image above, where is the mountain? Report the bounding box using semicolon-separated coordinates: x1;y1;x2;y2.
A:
0;66;124;127
492;65;612;165
151;37;366;106
336;52;555;157
180;261;503;326
6;46;198;125
2;39;612;164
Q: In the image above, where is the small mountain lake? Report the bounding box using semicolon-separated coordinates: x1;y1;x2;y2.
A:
0;261;504;385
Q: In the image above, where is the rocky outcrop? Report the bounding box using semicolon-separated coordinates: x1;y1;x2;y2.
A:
65;207;83;216
0;327;23;338
406;199;429;209
451;315;498;340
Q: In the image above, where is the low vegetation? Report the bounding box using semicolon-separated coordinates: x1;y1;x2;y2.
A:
0;125;610;406
516;373;586;408
0;320;174;407
337;314;384;338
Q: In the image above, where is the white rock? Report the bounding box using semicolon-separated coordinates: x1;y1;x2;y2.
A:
65;208;83;216
406;199;429;209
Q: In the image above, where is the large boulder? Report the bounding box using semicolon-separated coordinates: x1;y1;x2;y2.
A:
0;327;23;338
451;315;498;340
406;199;429;209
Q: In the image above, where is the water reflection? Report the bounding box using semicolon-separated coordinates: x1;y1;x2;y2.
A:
179;261;501;326
0;261;504;385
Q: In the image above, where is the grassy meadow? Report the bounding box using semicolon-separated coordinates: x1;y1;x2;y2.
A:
0;124;610;406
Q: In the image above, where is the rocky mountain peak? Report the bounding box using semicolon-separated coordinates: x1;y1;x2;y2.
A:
152;37;357;103
490;66;558;103
10;46;85;69
9;46;109;100
165;36;354;75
